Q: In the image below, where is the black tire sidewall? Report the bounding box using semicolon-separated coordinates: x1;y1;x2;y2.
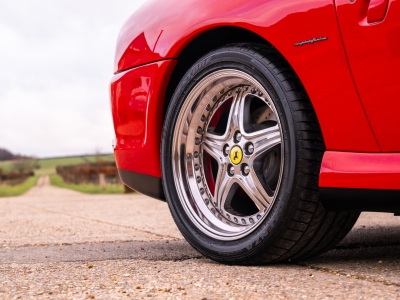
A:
162;47;298;262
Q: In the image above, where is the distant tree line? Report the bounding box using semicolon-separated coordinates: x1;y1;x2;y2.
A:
0;148;31;161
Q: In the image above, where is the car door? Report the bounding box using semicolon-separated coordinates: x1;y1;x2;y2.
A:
335;0;400;152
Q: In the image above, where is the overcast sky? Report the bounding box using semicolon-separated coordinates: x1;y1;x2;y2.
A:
0;0;147;158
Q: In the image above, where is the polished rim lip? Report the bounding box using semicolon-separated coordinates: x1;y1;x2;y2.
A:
172;69;284;241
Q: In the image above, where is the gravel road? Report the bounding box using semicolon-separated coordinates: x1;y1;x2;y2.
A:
1;176;400;299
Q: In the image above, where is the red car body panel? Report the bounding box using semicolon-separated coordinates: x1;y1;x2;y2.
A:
320;151;400;190
110;0;400;196
335;0;400;152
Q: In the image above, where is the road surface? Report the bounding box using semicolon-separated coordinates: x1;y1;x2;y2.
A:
1;176;400;299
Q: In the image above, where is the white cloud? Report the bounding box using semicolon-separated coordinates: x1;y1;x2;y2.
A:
0;0;147;157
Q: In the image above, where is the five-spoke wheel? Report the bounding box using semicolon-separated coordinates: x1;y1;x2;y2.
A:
172;70;283;239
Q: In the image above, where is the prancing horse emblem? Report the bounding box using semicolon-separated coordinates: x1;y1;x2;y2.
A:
230;146;243;165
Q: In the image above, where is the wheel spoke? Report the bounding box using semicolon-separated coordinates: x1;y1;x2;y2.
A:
213;164;235;210
203;132;225;163
237;169;272;210
246;125;281;159
226;90;246;137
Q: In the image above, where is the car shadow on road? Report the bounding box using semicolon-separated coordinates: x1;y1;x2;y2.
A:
302;225;400;267
0;240;203;265
2;226;400;267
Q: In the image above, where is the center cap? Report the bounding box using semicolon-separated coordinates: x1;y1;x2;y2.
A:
229;146;243;165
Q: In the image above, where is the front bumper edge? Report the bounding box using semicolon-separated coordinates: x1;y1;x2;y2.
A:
118;169;165;201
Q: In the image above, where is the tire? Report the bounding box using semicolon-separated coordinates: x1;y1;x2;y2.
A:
161;43;360;264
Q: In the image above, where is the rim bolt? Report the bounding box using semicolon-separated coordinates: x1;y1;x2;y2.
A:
246;143;254;154
194;151;199;158
195;138;201;145
235;132;242;142
242;164;250;176
197;127;203;134
223;145;230;156
194;164;200;171
251;88;256;94
228;165;235;176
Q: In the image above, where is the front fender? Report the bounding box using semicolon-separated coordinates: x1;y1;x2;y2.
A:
116;0;338;73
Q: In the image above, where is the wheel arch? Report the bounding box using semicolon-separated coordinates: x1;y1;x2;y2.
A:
163;26;272;118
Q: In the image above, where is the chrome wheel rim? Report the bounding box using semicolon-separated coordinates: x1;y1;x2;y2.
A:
172;69;284;240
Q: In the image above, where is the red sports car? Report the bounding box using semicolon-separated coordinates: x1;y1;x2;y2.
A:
110;0;400;264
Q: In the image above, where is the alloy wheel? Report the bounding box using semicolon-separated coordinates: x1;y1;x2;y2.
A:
172;69;284;240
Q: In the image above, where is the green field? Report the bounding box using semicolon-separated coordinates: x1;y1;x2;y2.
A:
0;176;39;197
49;174;124;194
0;154;115;176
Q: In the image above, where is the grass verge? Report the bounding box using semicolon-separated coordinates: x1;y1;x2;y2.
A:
49;174;125;194
0;176;39;197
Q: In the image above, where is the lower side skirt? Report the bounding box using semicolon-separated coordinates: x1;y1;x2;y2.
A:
320;188;400;212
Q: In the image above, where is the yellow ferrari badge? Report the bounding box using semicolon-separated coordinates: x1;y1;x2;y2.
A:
230;146;243;165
